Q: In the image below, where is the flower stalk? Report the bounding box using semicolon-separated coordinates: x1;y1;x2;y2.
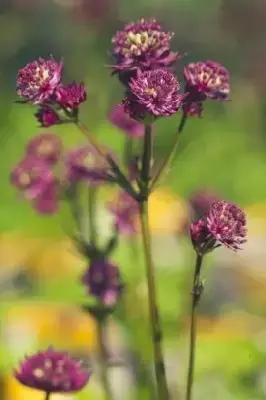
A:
45;393;51;400
185;253;204;400
96;317;113;400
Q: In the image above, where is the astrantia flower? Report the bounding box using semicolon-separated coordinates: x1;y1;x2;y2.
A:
10;156;60;214
109;104;145;137
108;191;139;235
67;145;112;186
81;259;123;306
182;101;203;118
16;56;63;104
184;60;230;101
35;106;60;127
190;200;247;254
111;18;178;80
26;134;62;165
14;347;90;393
55;82;87;110
123;68;184;120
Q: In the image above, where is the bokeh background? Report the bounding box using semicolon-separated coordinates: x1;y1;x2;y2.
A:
1;0;266;399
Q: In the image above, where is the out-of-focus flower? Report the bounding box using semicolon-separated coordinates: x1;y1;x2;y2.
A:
10;156;60;214
109;104;145;137
35;106;60;127
81;259;123;306
55;82;87;110
26;134;62;165
183;61;230;103
111;18;179;84
182;101;203;118
123;68;184;121
66;145;112;186
189;189;221;221
14;347;90;393
190;200;247;254
16;56;63;104
108;191;139;235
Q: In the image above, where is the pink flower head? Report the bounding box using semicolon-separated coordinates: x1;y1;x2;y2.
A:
55;82;87;110
10;156;60;214
81;259;123;307
26;134;63;165
108;191;139;236
184;60;230;101
14;347;90;393
109;104;145;137
35;106;60;127
190;200;247;254
67;145;112;186
124;68;185;120
16;56;63;104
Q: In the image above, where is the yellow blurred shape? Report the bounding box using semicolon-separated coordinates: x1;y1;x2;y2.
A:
245;202;266;235
148;188;189;235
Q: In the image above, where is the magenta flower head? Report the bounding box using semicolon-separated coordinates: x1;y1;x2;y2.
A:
14;347;90;394
81;259;123;307
123;68;185;121
35;106;60;127
55;82;87;110
190;200;247;255
16;56;63;104
67;145;112;186
111;18;179;85
109;104;145;137
26;133;62;165
108;191;139;236
10;156;60;214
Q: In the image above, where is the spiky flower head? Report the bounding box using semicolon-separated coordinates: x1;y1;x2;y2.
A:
111;18;178;73
14;347;90;393
16;56;63;104
35;106;60;127
26;134;62;165
10;156;60;214
67;145;112;186
55;82;87;110
109;104;145;137
184;60;230;101
108;191;139;236
123;68;184;121
190;200;247;254
81;259;123;306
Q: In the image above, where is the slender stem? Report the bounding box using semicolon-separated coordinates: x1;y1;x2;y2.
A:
123;136;133;167
141;125;152;186
68;184;84;237
88;187;97;245
185;253;204;400
149;113;187;192
44;393;51;400
96;318;113;400
139;201;169;400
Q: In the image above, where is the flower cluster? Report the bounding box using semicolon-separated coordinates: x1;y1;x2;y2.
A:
15;348;90;394
190;200;247;254
16;56;87;126
108;190;139;236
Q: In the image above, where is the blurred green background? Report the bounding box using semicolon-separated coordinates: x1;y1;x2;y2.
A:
1;0;266;399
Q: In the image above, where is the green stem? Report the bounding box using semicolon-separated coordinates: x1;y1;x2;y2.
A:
45;393;51;400
124;136;133;167
88;187;97;245
68;184;83;237
149;113;187;193
185;253;204;400
139;201;169;400
139;123;169;400
96;318;113;400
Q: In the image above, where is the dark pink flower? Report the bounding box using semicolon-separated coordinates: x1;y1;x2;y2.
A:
10;156;60;214
111;18;179;82
55;82;87;110
182;101;203;118
108;191;139;236
190;200;247;254
26;134;62;165
35;106;60;127
123;68;185;120
109;104;145;137
184;60;230;101
67;145;112;186
14;347;90;393
81;259;123;306
16;56;63;104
